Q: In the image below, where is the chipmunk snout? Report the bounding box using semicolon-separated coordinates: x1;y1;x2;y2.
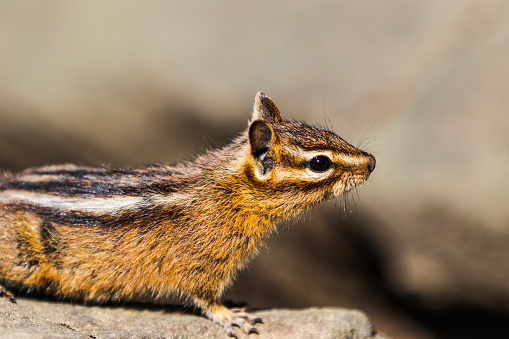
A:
367;155;376;173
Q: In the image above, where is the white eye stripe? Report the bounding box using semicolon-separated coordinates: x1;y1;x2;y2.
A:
304;168;333;180
336;154;368;165
272;166;333;182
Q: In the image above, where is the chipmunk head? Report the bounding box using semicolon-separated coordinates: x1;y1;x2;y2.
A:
245;92;375;206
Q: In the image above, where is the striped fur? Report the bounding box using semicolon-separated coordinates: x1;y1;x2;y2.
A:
0;92;375;337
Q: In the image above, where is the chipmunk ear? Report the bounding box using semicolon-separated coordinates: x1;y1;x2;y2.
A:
249;120;276;175
252;91;282;123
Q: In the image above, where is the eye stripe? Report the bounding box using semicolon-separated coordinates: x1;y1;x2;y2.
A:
282;147;336;159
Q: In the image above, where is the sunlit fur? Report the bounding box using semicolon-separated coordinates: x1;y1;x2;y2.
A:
0;92;375;337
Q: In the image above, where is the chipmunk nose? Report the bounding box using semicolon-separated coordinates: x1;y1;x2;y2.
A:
367;155;376;173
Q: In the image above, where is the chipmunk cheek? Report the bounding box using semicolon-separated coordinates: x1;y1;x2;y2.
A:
332;183;347;197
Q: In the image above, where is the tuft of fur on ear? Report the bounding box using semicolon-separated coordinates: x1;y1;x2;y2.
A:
249;120;276;175
252;92;282;123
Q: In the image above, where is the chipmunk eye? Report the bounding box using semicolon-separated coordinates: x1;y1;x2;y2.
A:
308;155;333;172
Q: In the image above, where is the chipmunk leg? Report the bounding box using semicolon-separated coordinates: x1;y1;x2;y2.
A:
195;298;262;338
0;284;16;304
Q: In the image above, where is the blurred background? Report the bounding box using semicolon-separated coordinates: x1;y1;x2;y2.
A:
1;1;509;338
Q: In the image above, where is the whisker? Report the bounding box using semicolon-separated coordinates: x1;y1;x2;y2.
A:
354;186;361;206
357;122;376;148
359;137;383;153
357;122;378;150
321;97;337;133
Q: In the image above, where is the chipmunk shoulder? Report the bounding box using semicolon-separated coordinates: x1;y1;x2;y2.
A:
0;92;375;337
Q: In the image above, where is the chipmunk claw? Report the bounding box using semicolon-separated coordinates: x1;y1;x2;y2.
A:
204;303;262;338
0;285;16;304
225;309;263;337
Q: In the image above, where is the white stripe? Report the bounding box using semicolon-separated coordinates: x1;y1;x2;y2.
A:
337;154;369;165
0;191;145;213
11;174;68;183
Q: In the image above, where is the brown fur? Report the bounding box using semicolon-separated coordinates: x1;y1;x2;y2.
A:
0;92;375;337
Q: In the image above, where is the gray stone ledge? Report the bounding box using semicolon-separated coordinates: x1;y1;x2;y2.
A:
0;298;388;339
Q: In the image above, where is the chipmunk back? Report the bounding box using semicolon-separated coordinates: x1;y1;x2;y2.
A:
0;92;375;337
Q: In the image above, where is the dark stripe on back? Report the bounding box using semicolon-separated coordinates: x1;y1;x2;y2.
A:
2;180;136;197
5;202;185;232
1;166;195;197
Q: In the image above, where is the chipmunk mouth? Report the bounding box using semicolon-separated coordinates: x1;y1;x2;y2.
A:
332;174;370;197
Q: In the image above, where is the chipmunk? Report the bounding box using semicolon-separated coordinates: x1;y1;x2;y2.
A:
0;92;375;337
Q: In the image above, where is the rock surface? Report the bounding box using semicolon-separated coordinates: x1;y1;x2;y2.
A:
0;298;386;339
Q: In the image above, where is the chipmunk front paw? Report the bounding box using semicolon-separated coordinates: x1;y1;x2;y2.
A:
0;284;16;304
222;308;262;337
202;302;262;338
